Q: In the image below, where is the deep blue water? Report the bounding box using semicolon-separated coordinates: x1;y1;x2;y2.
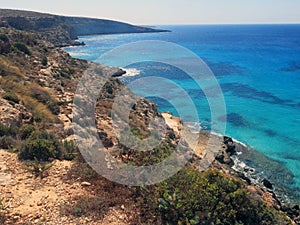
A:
65;25;300;200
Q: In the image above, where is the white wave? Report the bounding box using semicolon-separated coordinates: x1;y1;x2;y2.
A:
232;138;248;148
183;122;203;133
69;52;91;57
121;68;141;77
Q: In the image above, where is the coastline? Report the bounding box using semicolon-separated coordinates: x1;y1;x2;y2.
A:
62;31;300;207
161;112;299;206
0;19;299;224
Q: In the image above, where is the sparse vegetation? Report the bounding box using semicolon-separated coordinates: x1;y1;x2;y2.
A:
62;140;78;161
61;196;106;217
0;124;18;149
41;56;48;66
41;45;48;52
19;124;36;140
0;57;23;77
104;82;113;95
13;42;31;55
0;76;59;122
24;158;52;178
30;87;60;115
2;92;19;103
0;136;16;149
0;124;18;137
140;168;292;225
18;131;62;161
0;34;9;43
0;21;295;225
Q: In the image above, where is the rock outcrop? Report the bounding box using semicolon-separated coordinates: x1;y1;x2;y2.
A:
0;91;32;126
0;8;168;46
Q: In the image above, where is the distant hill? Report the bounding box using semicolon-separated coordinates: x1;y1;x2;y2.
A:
0;9;168;46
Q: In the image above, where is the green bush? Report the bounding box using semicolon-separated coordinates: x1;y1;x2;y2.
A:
143;169;291;225
24;159;52;178
0;136;15;149
41;56;48;66
0;34;9;43
41;46;48;52
62;140;78;161
104;83;113;95
13;42;31;55
19;124;36;140
18;131;62;161
0;124;18;137
2;92;19;103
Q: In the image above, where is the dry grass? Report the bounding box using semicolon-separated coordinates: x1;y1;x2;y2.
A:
0;56;24;78
0;57;58;123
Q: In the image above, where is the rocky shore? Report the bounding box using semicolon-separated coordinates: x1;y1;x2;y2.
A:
162;113;300;223
0;13;298;224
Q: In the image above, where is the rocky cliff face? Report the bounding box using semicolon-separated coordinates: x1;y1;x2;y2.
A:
0;9;168;46
0;15;297;224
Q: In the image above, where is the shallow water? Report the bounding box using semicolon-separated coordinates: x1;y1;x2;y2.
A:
65;24;300;200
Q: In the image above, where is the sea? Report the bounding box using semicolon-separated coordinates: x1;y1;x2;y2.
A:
65;24;300;202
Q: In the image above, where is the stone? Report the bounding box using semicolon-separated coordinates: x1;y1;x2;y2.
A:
0;98;32;126
262;178;273;190
81;181;91;187
111;69;126;77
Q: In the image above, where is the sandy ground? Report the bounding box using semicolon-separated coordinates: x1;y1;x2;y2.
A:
162;112;223;161
0;149;139;225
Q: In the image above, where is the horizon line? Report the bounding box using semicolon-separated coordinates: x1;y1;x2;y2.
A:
152;23;300;26
1;7;300;27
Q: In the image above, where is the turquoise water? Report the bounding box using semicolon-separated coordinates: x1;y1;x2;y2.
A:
65;25;300;199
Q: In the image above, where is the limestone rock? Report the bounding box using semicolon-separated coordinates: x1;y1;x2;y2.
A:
0;97;32;126
81;181;91;187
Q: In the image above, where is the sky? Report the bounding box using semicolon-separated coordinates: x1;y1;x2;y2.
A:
0;0;299;25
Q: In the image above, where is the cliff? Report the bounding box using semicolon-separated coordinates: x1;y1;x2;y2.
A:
0;9;168;46
0;10;298;224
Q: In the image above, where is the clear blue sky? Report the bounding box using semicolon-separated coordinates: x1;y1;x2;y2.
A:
1;0;299;25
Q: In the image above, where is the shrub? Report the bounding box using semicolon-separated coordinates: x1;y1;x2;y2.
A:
30;87;60;115
143;169;291;225
30;87;51;104
61;196;106;217
104;83;113;95
18;131;62;161
0;124;18;137
24;159;52;178
0;136;15;149
62;140;78;161
19;124;36;140
2;92;19;103
0;34;9;43
41;46;48;52
0;34;10;54
47;101;60;115
41;56;48;66
13;42;31;55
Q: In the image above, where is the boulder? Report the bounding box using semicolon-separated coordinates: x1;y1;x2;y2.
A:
111;69;126;77
262;178;273;190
